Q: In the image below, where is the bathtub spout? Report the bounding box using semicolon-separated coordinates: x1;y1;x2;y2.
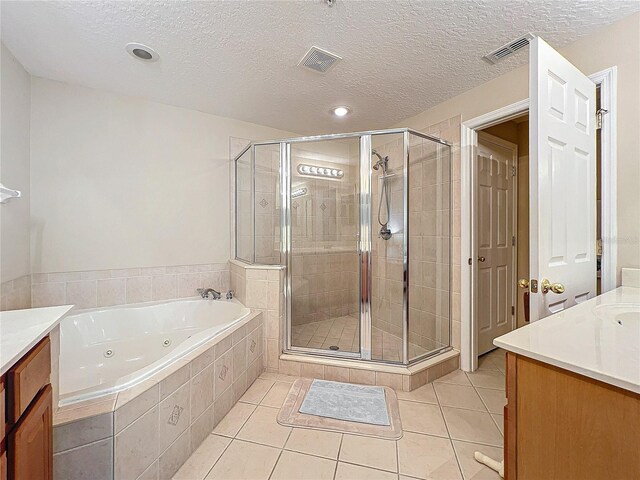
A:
197;288;221;299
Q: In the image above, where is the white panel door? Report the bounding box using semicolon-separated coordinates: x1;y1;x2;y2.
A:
477;132;517;354
529;37;596;321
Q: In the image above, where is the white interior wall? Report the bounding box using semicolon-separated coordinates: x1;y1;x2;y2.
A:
0;42;31;283
30;77;295;274
396;13;640;282
10;12;640;281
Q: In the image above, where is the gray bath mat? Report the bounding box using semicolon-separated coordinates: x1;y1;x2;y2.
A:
299;380;390;425
277;378;402;439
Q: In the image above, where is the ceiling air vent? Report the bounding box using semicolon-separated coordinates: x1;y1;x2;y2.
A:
483;33;535;65
298;46;342;73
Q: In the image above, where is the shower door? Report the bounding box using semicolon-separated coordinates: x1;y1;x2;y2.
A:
278;128;452;364
285;136;363;357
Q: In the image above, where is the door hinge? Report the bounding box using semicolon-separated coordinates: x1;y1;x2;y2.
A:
512;236;516;246
511;305;515;316
596;108;609;130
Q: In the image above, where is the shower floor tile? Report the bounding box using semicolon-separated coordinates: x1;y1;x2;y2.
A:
292;315;360;353
292;315;435;361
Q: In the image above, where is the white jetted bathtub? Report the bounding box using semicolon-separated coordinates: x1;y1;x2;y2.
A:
58;297;251;407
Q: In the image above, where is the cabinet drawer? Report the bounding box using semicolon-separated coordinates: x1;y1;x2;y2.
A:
8;385;53;480
7;337;51;424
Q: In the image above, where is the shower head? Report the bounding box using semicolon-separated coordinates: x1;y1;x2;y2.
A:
372;150;388;170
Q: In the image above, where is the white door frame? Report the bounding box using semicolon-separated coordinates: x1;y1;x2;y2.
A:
460;66;617;372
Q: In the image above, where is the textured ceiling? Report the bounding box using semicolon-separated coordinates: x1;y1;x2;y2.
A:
2;1;638;135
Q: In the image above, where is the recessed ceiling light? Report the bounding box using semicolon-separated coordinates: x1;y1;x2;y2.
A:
332;106;351;117
125;42;159;62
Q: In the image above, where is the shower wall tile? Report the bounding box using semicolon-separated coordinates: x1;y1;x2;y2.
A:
30;262;231;309
369;122;458;360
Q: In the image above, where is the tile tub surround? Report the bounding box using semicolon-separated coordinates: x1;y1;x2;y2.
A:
30;263;230;309
53;312;264;480
0;273;31;310
230;260;285;374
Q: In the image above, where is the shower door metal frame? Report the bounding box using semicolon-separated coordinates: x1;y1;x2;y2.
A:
235;128;454;366
359;135;373;360
282;135;364;360
234;142;255;264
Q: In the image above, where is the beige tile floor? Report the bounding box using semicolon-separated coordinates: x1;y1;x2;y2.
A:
291;315;434;361
173;349;507;480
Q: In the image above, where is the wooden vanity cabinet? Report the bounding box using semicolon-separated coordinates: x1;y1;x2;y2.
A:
1;377;6;480
1;336;53;480
8;386;52;480
504;352;640;480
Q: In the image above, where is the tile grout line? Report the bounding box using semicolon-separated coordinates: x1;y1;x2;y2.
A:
395;431;401;478
199;434;234;480
267;422;295;480
334;433;344;480
330;433;344;480
432;380;466;479
465;362;506;440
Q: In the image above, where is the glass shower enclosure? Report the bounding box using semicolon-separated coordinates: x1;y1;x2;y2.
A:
235;128;452;365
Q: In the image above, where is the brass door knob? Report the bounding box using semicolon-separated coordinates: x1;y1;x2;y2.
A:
478;256;486;262
517;279;529;289
541;279;565;294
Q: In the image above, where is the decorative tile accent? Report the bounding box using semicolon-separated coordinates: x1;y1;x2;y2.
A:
219;365;229;381
167;406;184;426
259;198;269;208
319;202;327;211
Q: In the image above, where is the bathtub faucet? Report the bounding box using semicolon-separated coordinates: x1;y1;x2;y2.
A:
197;288;221;300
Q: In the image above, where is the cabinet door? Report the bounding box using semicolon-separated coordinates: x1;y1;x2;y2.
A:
8;385;52;480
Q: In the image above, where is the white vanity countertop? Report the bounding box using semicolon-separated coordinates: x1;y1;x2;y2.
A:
494;286;640;394
0;305;73;376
